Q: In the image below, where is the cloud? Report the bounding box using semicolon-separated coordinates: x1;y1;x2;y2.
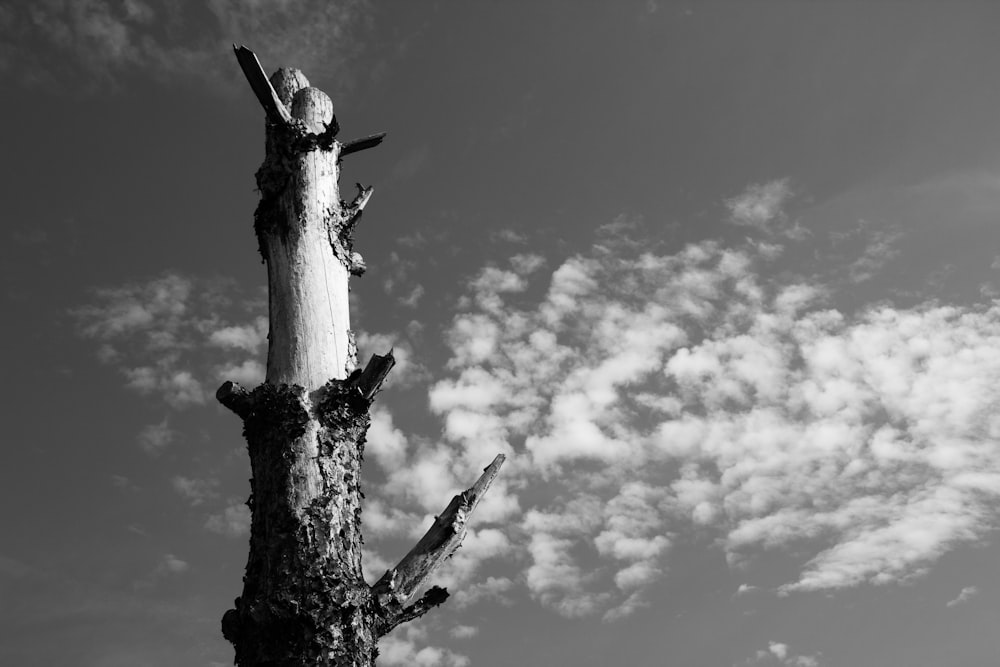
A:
205;500;251;538
209;317;267;352
136;552;190;587
846;227;902;284
355;330;425;387
1;1;376;92
742;642;822;667
136;418;174;456
366;406;409;472
171;476;219;507
726;179;794;232
418;219;1000;620
946;585;979;608
74;272;266;408
215;358;266;386
378;624;470;667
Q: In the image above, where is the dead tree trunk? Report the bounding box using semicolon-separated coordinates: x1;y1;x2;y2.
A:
216;46;504;667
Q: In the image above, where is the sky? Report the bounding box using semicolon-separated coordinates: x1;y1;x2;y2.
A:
3;1;1000;666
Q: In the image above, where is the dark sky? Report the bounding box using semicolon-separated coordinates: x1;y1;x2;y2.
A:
4;2;1000;666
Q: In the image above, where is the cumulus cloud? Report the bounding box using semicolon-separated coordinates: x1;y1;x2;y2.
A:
74;273;266;409
743;642;821;667
136;418;174;456
726;178;795;232
378;625;470;667
171;476;219;507
157;553;188;575
422;220;1000;619
355;330;424;387
205;501;251;538
1;1;375;92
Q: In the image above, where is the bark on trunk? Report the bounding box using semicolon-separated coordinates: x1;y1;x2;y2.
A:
217;47;503;666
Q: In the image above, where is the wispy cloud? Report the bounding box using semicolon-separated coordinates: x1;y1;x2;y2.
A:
74;272;266;408
846;226;903;284
726;178;800;237
0;0;375;91
136;418;174;456
172;475;219;507
946;585;979;608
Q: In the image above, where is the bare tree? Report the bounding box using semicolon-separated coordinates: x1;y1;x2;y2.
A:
216;46;504;666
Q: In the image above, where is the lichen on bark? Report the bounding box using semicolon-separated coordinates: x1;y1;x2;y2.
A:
222;380;380;666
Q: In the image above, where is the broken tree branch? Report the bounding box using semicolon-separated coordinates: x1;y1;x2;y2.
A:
217;380;254;420
371;454;506;635
389;586;450;628
350;351;395;401
233;44;292;125
340;133;387;158
347;183;374;218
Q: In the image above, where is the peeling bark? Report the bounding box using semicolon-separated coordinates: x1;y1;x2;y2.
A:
219;47;504;666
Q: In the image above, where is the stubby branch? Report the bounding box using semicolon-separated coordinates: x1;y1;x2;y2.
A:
371;454;506;636
217;380;254;420
349;351;396;400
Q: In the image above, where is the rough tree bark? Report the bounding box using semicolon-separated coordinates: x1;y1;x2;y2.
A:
216;46;504;666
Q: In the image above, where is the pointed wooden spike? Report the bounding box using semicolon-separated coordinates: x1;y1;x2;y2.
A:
371;453;506;636
233;45;292;125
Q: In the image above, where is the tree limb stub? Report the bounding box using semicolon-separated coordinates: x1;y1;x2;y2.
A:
217;380;254;420
371;454;506;635
233;44;292;125
350;351;396;401
340;133;387;159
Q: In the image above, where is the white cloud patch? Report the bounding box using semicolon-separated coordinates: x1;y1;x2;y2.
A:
946;585;979;608
742;642;822;667
149;553;189;580
366;407;409;473
846;227;902;284
739;642;822;667
74;273;266;408
1;1;375;92
421;224;1000;619
209;317;267;352
356;330;424;388
378;624;470;667
205;501;251;538
726;178;794;232
449;625;478;639
136;418;174;456
172;476;219;507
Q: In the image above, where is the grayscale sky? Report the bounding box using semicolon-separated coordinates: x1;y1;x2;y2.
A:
4;2;1000;666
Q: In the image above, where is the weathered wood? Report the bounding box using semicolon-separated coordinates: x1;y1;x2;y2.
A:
216;380;253;419
340;132;387;158
221;47;504;666
220;382;377;665
371;454;506;635
351;351;396;400
233;44;292;125
254;67;353;388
